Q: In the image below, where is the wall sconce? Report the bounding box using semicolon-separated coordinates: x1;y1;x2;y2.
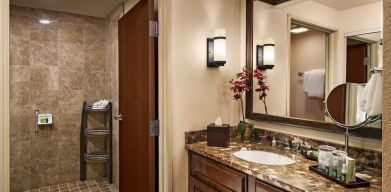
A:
207;29;226;67
256;44;275;70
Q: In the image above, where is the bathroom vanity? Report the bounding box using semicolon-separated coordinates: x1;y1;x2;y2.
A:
189;150;287;192
186;138;381;192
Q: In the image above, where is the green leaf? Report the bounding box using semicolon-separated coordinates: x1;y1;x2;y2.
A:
237;122;245;135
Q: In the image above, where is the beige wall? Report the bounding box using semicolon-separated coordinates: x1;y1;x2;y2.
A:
169;0;242;191
383;0;391;190
290;30;326;121
252;0;382;115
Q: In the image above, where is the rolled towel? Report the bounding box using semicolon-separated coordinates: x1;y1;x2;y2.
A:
356;85;367;123
360;74;378;113
368;74;382;116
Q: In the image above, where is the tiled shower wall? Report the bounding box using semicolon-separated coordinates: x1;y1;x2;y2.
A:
10;6;112;191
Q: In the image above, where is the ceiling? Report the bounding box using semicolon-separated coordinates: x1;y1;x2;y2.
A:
314;0;381;11
10;0;124;18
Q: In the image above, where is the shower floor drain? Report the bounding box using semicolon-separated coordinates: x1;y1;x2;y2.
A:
24;178;113;192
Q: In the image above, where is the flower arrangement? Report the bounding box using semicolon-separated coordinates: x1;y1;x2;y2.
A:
229;67;269;142
229;67;251;122
229;67;253;140
254;69;269;114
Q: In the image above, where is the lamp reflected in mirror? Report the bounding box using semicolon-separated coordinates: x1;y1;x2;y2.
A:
256;44;275;70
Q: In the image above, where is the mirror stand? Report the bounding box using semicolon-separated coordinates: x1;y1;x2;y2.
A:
326;111;382;154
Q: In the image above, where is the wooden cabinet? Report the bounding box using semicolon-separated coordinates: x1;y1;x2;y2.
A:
189;151;287;192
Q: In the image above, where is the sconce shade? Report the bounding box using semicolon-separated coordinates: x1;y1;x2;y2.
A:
263;44;275;65
207;29;226;67
214;29;226;62
256;44;275;70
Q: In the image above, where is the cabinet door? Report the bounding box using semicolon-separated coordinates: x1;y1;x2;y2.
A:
189;176;219;192
255;180;285;192
190;152;246;192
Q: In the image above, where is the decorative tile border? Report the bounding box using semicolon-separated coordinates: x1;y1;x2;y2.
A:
185;127;382;170
24;179;112;192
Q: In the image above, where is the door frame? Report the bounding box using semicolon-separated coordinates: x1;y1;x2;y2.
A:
0;0;10;191
158;0;172;191
343;27;382;83
286;14;337;117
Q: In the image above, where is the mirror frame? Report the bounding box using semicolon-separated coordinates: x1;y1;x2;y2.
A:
245;0;382;139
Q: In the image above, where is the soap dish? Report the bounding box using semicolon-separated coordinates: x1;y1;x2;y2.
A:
309;165;370;188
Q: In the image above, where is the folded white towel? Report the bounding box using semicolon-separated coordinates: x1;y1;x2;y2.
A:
92;99;110;109
303;69;325;98
368;74;382;116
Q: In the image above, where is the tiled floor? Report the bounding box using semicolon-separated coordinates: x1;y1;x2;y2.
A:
24;179;112;192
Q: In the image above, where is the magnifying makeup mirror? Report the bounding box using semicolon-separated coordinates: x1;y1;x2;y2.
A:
326;83;382;152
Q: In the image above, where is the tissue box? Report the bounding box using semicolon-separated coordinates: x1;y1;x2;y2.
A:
207;123;230;148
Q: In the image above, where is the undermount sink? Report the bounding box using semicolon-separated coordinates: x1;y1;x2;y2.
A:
232;150;295;165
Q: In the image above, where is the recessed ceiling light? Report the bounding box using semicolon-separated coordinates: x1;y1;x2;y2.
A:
290;27;309;34
39;19;52;24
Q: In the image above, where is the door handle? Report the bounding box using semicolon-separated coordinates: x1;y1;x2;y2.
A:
114;114;123;121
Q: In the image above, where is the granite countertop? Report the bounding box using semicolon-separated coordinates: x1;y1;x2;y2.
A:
186;137;382;192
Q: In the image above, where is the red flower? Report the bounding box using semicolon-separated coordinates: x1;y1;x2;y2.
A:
254;69;269;101
229;67;251;101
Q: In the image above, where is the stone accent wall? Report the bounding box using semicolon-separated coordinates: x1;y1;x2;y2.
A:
9;6;111;191
383;0;391;190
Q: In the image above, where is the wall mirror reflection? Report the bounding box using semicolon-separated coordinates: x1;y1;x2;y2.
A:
247;0;383;138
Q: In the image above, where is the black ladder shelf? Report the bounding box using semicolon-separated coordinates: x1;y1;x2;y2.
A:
80;101;112;183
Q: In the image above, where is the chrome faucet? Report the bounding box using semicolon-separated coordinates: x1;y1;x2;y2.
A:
283;138;291;150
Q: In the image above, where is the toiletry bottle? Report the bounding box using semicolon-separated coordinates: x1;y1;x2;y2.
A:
341;164;347;183
327;158;334;177
272;137;277;147
332;159;339;179
325;160;330;175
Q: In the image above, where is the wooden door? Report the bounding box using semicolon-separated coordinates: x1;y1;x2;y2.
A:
346;44;367;83
118;0;158;191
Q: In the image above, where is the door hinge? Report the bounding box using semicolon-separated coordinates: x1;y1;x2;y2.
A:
364;57;370;66
150;119;160;136
149;21;159;37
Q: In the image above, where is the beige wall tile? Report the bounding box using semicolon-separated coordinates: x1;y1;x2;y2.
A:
29;23;58;42
10;167;31;192
30;160;60;189
10;39;29;65
10;141;31;169
58;22;83;43
10;6;30;41
29;42;58;66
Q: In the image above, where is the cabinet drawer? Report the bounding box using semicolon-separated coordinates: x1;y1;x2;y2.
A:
256;180;286;192
190;152;246;192
189;176;220;192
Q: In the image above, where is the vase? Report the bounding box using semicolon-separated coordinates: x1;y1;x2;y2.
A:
241;123;253;143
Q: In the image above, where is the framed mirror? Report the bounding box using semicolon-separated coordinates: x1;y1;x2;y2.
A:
245;0;383;139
